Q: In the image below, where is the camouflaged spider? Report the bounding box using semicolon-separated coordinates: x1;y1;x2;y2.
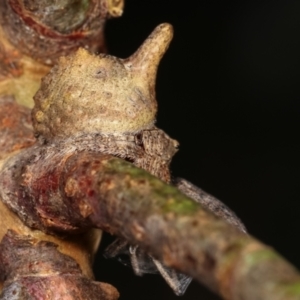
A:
28;23;247;295
8;23;246;296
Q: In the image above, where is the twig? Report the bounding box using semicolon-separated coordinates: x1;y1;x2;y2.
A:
1;145;300;300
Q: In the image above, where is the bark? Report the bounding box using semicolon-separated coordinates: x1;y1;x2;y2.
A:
0;96;116;298
0;125;300;299
1;1;300;300
0;0;123;108
0;230;119;300
0;1;124;296
0;0;123;65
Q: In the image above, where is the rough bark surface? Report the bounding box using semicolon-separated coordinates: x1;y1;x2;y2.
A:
0;96;107;297
0;24;50;108
1;144;300;300
0;0;123;108
0;230;119;300
0;96;35;159
0;0;123;65
0;3;123;294
1;1;300;299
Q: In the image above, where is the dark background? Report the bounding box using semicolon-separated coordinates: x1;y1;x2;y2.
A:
94;1;300;299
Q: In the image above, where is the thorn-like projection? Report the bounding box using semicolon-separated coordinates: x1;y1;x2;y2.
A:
32;23;174;141
107;0;124;17
123;23;174;90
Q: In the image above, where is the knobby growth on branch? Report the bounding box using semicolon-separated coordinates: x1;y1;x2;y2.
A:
0;1;300;300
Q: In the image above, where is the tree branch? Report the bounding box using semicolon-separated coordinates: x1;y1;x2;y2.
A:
1;141;300;300
1;1;300;299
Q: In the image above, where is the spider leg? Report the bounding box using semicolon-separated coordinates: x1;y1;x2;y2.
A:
104;238;157;274
151;256;192;296
129;244;143;276
174;177;247;233
104;238;129;257
104;238;193;295
104;178;246;296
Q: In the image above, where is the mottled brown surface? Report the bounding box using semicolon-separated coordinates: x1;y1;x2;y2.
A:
1;148;300;299
0;8;299;298
0;128;177;232
0;98;103;290
0;0;123;65
0;230;119;300
62;153;300;300
0;43;22;80
0;25;50;108
0;96;35;159
0;0;122;298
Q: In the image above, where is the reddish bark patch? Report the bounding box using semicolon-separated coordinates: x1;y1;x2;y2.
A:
0;230;119;299
0;96;35;158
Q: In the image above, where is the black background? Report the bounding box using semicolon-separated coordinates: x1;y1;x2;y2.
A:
94;1;300;299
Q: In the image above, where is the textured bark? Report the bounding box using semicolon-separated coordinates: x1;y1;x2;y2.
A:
0;0;123;65
0;0;123;108
1;136;300;299
0;230;119;300
0;96;107;297
0;1;122;298
61;154;300;300
0;24;50;108
0;96;35;159
1;1;300;299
